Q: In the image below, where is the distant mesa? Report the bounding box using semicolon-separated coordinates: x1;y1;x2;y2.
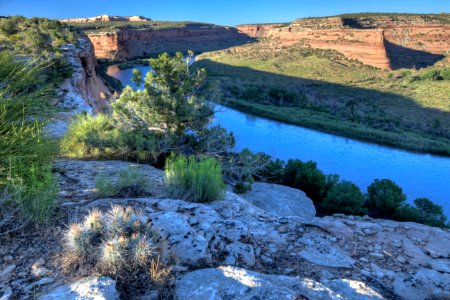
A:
60;15;151;23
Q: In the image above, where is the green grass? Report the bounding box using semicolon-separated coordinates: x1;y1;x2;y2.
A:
165;155;225;203
95;167;150;198
196;42;450;155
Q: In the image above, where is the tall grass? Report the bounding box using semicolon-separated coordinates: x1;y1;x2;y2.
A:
0;52;58;225
165;155;225;203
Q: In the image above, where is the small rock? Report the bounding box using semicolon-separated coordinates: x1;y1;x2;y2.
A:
3;256;13;262
370;252;384;259
0;265;16;278
363;228;377;236
33;258;46;268
391;240;402;248
35;277;55;286
397;256;407;264
329;237;338;242
0;286;13;300
171;265;188;273
32;266;52;278
140;290;159;300
359;258;369;263
428;259;450;274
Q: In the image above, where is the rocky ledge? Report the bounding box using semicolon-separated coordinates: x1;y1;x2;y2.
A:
1;160;449;299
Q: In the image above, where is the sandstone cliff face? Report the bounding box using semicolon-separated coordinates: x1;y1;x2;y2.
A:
47;37;112;137
87;26;253;60
237;16;450;70
237;25;391;69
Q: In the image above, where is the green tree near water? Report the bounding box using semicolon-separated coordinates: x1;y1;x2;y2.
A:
113;51;215;137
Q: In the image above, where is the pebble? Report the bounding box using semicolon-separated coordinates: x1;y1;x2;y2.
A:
359;257;369;263
32;258;46;268
397;256;407;264
26;277;55;290
0;286;13;300
3;256;13;262
370;252;384;258
0;265;16;278
329;237;338;242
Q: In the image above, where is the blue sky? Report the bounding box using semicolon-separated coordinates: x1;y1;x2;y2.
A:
0;0;449;26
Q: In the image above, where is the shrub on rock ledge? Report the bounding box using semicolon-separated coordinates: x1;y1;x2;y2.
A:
165;155;225;203
321;180;367;216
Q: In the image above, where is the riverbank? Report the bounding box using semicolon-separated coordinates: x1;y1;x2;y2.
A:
226;99;450;156
196;42;450;156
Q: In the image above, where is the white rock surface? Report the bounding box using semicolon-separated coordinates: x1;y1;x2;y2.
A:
175;266;384;300
240;182;316;221
39;276;118;300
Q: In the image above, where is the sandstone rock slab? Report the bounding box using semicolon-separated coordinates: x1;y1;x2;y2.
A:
241;182;315;221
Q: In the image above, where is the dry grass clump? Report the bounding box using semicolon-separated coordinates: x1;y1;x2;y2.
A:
63;205;173;297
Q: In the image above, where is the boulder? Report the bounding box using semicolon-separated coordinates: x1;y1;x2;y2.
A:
175;266;383;300
39;277;118;300
241;182;315;221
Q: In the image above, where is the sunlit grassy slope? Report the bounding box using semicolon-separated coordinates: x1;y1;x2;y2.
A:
197;42;450;155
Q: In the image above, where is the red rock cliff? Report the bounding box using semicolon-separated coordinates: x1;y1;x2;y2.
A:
238;25;391;69
87;26;253;60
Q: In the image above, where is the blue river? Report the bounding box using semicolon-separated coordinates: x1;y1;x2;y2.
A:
108;64;450;217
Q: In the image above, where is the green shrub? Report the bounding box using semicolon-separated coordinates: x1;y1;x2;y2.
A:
420;69;441;81
95;168;150;198
282;160;327;204
441;68;450;80
322;180;367;216
366;179;406;219
60;114;163;164
165;155;225;203
396;198;448;228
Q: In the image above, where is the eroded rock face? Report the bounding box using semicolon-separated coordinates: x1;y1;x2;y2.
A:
39;277;118;300
237;15;450;70
240;182;316;221
175;266;384;300
88;26;253;60
46;38;112;137
61;15;151;23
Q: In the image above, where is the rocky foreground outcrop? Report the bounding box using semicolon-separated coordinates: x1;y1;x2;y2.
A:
30;160;450;299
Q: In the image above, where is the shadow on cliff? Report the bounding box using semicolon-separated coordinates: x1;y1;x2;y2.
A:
384;40;445;69
194;59;450;154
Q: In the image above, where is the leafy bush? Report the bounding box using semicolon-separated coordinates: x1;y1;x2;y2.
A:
282;160;327;204
322;180;367;216
60;114;163;164
366;179;406;219
396;198;448;228
95;168;150;198
165;155;225;203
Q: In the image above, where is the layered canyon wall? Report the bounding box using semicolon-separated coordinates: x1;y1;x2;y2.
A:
237;24;391;69
87;25;254;60
80;15;450;70
237;15;450;70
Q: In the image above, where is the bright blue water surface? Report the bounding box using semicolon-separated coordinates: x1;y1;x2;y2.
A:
108;65;450;217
